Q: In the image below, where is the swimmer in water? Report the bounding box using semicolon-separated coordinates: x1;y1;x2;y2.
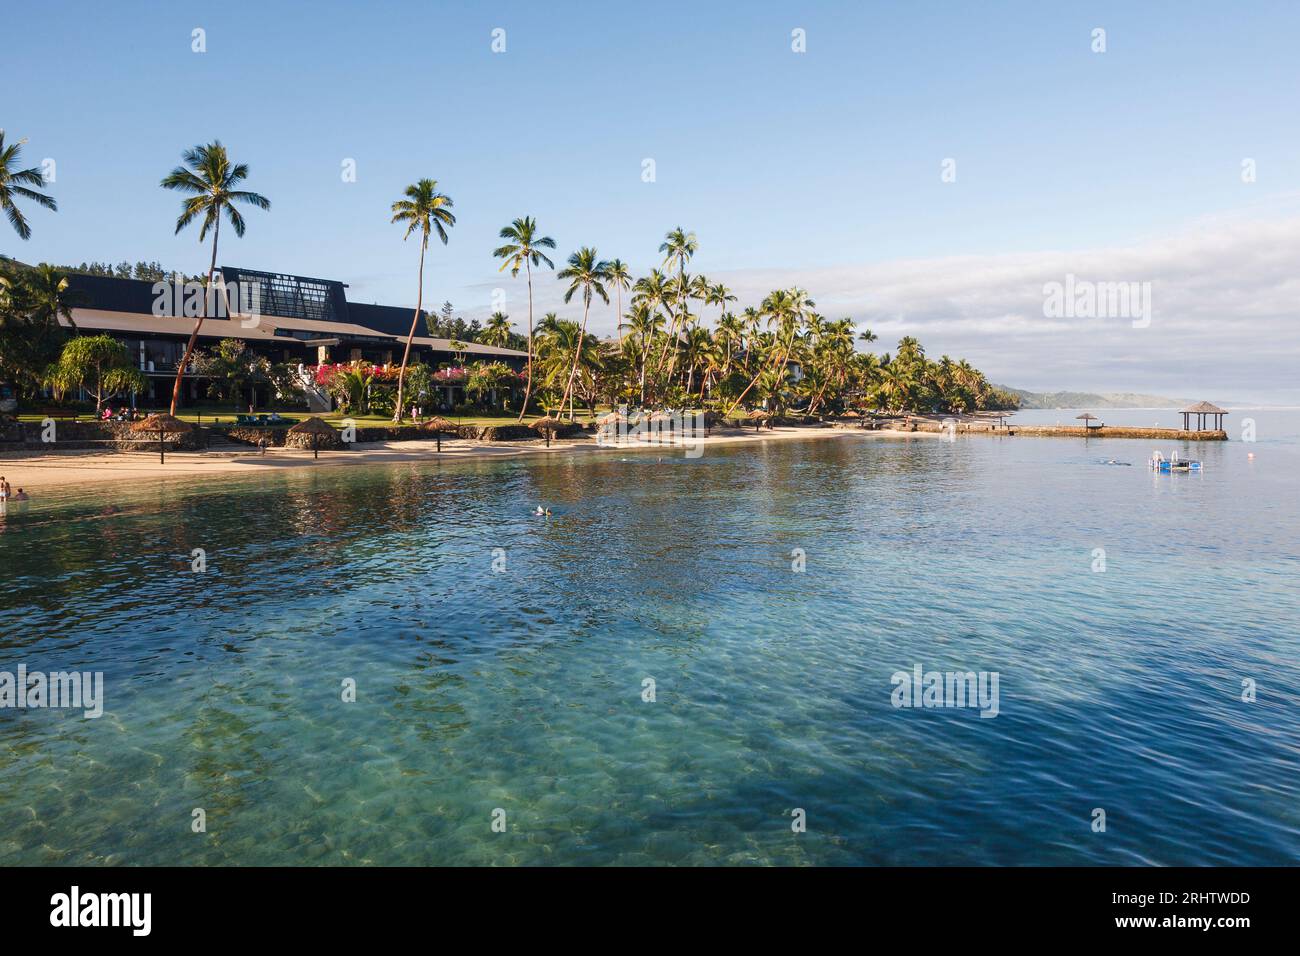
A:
535;506;545;515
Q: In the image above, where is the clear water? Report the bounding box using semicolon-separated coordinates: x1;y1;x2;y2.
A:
2;410;1298;865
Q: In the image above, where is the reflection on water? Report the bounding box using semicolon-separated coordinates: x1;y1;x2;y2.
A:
1;418;1299;865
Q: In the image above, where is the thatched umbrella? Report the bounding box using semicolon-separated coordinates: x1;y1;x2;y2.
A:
420;415;459;452
747;409;772;432
131;413;192;464
1076;412;1101;432
702;410;722;436
531;416;564;447
288;416;336;460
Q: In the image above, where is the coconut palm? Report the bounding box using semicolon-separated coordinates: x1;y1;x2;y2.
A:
605;258;633;343
25;263;79;335
656;227;698;378
0;131;57;240
705;282;736;322
621;301;664;405
160;141;270;415
481;311;513;348
390;179;455;421
493;216;556;421
555;247;610;419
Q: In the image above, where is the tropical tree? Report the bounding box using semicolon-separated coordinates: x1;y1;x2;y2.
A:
0;130;56;239
390;178;456;421
24;263;79;335
192;338;271;409
44;334;146;413
555;247;610;419
656;227;698;379
481;311;513;348
493;216;555;420
160;141;270;414
536;316;602;417
605;259;633;343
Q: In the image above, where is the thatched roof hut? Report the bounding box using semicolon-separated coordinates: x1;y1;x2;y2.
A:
1180;401;1228;431
420;416;460;433
130;413;192;434
131;413;192;463
288;416;337;459
531;416;564;446
288;416;336;437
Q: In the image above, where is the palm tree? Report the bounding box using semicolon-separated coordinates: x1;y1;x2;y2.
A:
493;216;556;421
390;179;455;421
724;287;813;415
0;131;56;240
160;141;270;415
605;259;633;343
555;247;610;419
26;263;79;335
481;311;513;348
706;282;736;322
621;301;664;405
656;227;698;379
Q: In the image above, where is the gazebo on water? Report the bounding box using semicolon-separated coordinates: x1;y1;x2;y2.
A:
1181;401;1228;432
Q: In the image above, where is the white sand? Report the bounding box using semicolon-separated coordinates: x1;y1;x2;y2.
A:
0;425;930;495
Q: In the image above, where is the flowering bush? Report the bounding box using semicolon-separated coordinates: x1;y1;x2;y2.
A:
433;366;468;385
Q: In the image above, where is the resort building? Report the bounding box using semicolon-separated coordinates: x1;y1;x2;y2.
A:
59;267;526;409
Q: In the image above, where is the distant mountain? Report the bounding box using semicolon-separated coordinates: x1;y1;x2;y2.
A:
997;386;1196;409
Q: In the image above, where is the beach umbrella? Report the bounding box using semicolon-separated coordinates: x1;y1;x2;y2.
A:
531;416;564;447
420;416;459;452
288;416;336;460
747;409;771;431
131;413;192;465
1075;412;1101;432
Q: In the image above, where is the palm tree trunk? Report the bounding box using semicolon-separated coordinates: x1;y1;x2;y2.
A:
560;295;590;421
394;238;426;422
168;217;220;415
516;261;534;423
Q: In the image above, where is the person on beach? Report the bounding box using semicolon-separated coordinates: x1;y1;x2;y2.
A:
12;489;27;501
0;477;8;501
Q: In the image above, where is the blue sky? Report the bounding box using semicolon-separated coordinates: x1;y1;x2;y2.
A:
8;1;1300;401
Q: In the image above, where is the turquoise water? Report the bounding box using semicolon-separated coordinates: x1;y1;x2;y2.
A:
2;411;1298;865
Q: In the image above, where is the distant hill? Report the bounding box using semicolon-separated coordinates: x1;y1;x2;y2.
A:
997;386;1195;409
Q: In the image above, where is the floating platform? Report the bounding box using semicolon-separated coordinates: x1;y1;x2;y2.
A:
1151;451;1202;472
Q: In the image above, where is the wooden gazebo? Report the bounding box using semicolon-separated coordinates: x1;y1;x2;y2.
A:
1181;401;1228;432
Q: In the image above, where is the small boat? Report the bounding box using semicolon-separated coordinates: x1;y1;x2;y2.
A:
1150;450;1201;473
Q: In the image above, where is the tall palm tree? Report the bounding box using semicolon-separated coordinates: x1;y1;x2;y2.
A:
656;227;697;380
0;131;56;240
555;247;610;419
160;141;270;415
706;282;736;322
481;311;513;348
604;259;632;343
493;216;556;421
390;179;455;421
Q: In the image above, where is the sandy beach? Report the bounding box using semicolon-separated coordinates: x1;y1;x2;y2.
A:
0;425;928;495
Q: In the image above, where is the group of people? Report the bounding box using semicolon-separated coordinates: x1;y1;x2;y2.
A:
100;406;139;422
0;476;29;502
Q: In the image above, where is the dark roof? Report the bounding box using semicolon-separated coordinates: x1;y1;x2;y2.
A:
346;301;424;337
63;272;162;314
